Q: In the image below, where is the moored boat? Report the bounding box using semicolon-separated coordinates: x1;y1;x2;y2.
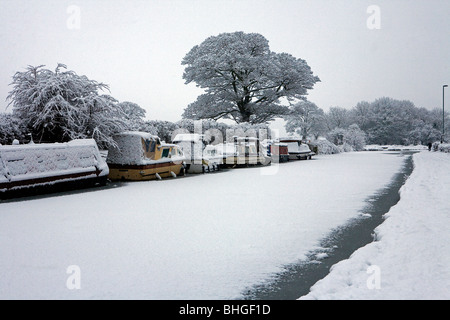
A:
106;131;185;181
218;137;271;167
279;138;315;160
172;133;220;173
0;139;109;198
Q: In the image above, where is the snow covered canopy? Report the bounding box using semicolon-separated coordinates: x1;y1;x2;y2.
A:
172;133;204;143
172;133;205;160
0;139;108;191
106;131;161;165
280;139;312;153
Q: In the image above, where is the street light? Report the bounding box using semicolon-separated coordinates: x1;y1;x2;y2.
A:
443;85;448;143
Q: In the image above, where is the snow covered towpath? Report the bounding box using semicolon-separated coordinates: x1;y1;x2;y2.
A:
300;151;450;299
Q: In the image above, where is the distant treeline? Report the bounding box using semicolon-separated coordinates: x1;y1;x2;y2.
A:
323;97;447;146
1;64;448;148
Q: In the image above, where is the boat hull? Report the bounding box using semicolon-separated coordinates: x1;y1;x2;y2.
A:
288;152;314;160
221;155;271;167
108;161;184;181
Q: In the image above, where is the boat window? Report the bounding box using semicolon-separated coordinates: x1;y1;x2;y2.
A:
162;148;170;158
150;140;156;152
144;139;151;152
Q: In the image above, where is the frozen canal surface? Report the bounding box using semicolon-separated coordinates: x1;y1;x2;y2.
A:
0;152;406;299
243;153;414;299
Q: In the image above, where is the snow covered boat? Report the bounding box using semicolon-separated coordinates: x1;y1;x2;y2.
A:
219;137;271;167
279;139;315;160
106;131;186;181
206;142;237;168
0;139;109;198
270;142;290;163
202;144;224;171
261;139;290;163
172;133;220;173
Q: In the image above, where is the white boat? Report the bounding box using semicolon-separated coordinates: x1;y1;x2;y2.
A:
217;137;271;167
172;133;220;173
204;143;237;168
279;138;315;160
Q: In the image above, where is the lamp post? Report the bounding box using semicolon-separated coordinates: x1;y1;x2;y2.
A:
443;85;448;143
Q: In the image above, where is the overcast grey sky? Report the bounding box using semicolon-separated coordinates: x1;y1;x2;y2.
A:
0;0;449;122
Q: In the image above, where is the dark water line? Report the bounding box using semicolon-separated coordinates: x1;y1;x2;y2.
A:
240;152;416;300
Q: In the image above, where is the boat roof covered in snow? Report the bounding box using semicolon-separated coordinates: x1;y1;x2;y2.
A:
106;131;183;166
107;132;161;166
0;139;109;195
172;133;204;143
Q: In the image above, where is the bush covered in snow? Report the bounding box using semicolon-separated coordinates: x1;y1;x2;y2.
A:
0;113;28;145
325;124;366;152
338;142;354;153
343;124;366;151
310;138;341;154
433;142;450;153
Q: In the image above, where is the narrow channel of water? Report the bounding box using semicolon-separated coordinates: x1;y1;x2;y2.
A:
240;151;416;300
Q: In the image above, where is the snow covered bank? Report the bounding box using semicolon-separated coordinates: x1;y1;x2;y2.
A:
300;151;450;300
0;152;405;299
364;144;427;152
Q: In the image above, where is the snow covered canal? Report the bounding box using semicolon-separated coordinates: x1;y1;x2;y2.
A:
0;151;406;299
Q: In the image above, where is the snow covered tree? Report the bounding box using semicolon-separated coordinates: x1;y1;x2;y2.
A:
6;64;128;147
76;93;128;148
284;100;326;139
181;32;320;124
363;97;416;145
407;120;441;145
325;107;352;130
321;98;449;147
141;120;179;143
343;124;367;151
0;113;28;145
226;122;271;142
174;119;231;144
325;124;366;151
118;101;147;130
349;101;373;132
327;127;346;145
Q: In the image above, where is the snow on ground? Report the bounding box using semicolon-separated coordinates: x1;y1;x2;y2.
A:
0;152;405;299
300;151;450;300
